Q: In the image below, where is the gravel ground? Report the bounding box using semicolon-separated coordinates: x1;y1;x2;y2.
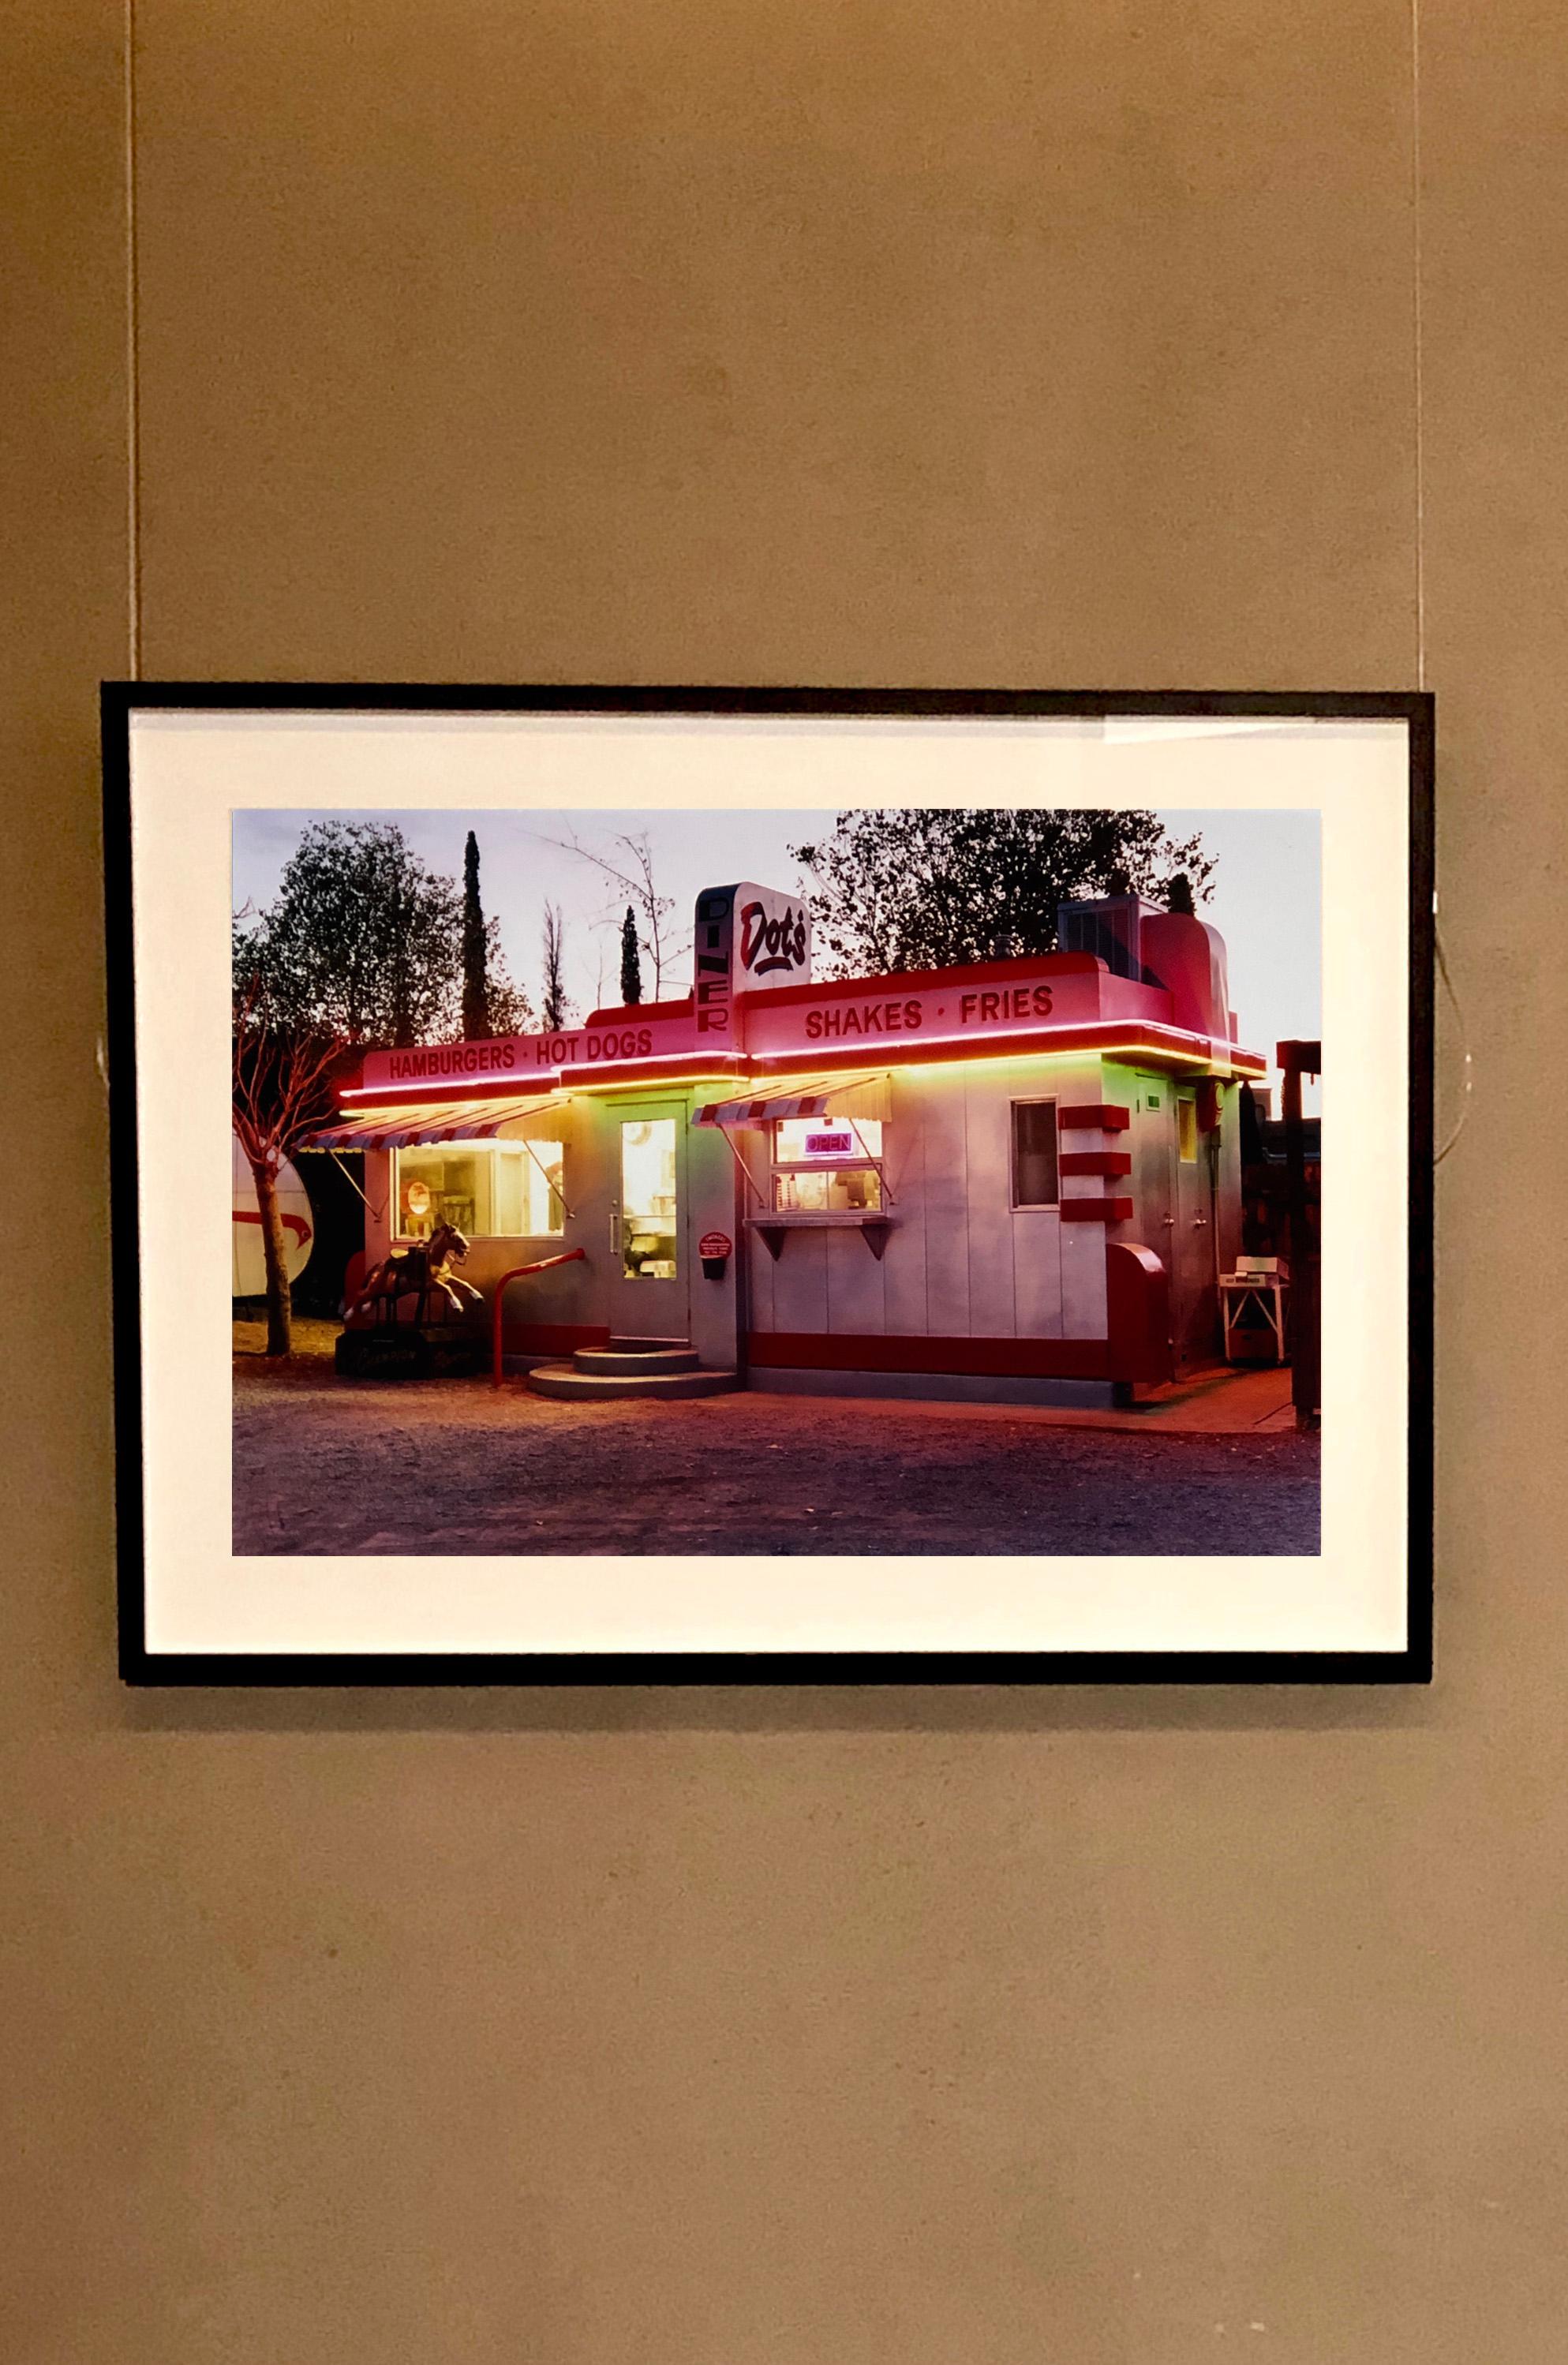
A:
234;1334;1319;1557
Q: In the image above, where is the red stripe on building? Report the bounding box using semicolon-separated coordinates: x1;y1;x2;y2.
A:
1058;1149;1133;1177
747;1332;1112;1379
1057;1103;1132;1131
1059;1196;1135;1223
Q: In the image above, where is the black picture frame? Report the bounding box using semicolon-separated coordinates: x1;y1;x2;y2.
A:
103;683;1435;1687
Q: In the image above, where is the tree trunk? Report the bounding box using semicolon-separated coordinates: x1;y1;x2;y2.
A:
252;1157;294;1356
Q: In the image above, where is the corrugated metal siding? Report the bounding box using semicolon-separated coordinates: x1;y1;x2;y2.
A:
825;1225;887;1336
881;1072;928;1337
751;1057;1113;1349
915;1071;971;1336
964;1076;1017;1337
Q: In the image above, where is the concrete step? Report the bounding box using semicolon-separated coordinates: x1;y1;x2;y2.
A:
574;1345;701;1376
526;1362;739;1402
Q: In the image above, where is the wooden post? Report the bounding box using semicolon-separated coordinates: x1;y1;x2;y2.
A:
1278;1039;1321;1430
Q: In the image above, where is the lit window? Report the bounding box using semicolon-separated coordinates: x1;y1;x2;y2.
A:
621;1117;678;1278
1177;1098;1198;1162
773;1166;884;1213
1011;1101;1059;1208
770;1113;884;1212
394;1141;563;1240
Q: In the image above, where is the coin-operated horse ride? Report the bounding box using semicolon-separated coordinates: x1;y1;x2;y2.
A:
335;1222;485;1378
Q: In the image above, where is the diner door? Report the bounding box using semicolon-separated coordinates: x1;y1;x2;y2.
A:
1170;1085;1222;1370
1135;1075;1217;1375
608;1102;690;1339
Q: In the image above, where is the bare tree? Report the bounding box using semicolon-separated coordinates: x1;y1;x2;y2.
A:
233;972;344;1356
533;828;684;997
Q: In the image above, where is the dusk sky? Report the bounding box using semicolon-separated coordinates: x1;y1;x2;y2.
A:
233;804;1319;1105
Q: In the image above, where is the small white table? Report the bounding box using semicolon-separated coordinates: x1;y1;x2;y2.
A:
1220;1272;1290;1365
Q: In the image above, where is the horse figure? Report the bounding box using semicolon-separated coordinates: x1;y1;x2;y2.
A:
356;1221;483;1326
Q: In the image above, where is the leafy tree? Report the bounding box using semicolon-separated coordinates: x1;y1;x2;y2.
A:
788;808;1214;976
234;821;460;1046
619;904;642;1005
232;972;346;1355
462;830;488;1038
1165;871;1196;916
541;901;572;1031
234;818;531;1046
482;920;534;1037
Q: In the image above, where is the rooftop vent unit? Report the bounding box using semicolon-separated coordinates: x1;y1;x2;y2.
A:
1057;894;1163;982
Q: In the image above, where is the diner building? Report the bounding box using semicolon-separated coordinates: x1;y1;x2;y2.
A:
307;881;1268;1405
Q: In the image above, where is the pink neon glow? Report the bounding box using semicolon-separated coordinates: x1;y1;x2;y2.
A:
810;1020;1259;1065
335;1024;1266;1121
338;1053;748;1100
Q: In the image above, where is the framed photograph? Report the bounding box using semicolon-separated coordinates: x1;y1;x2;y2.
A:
103;686;1433;1683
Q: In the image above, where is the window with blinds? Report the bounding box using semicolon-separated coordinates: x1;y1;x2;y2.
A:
1011;1101;1059;1208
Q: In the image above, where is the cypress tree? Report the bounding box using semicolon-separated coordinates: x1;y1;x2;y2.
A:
462;829;488;1039
541;902;568;1031
619;904;642;1005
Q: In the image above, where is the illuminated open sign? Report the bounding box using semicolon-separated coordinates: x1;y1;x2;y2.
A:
775;1116;884;1165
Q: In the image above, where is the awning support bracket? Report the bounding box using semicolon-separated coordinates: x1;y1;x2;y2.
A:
842;1113;896;1207
328;1148;387;1224
517;1132;575;1223
710;1124;771;1216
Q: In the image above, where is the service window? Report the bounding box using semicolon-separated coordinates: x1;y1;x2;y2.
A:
394;1141;564;1239
1011;1100;1059;1208
770;1115;885;1212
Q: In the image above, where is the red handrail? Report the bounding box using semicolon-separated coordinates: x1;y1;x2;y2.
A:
491;1250;587;1386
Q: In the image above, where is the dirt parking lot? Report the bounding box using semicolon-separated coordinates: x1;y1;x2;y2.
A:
234;1331;1319;1557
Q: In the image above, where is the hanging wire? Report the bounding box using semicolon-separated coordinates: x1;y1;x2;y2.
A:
124;0;143;679
1410;0;1426;695
1434;923;1473;1165
1413;2;1460;1173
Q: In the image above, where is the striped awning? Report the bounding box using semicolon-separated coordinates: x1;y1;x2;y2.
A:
301;1093;571;1152
693;1072;890;1130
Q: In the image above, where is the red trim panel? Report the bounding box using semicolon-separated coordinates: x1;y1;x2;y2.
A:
1060;1196;1135;1223
752;950;1104;1012
1059;1149;1132;1177
1057;1102;1132;1131
503;1322;612;1355
747;1332;1111;1379
585;994;694;1025
1106;1241;1173;1386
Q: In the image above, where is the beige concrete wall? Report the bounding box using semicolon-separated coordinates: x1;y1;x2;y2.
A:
2;0;1560;2356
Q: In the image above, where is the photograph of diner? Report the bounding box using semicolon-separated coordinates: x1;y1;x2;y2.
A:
232;801;1321;1557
